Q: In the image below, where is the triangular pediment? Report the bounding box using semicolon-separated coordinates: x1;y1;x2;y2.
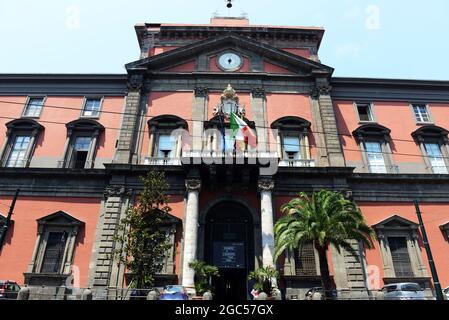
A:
126;34;333;76
37;211;84;227
372;215;419;230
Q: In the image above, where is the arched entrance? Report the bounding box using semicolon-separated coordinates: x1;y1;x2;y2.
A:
204;202;254;300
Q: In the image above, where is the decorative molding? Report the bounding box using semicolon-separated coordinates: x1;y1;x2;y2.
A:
251;87;266;99
258;179;275;192
185;179;201;192
194;87;209;98
103;186;133;199
126;74;145;91
310;84;332;99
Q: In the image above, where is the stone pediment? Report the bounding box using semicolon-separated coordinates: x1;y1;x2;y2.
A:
37;211;84;227
126;34;333;76
372;215;419;231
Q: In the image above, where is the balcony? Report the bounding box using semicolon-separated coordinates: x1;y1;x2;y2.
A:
1;159;30;168
143;157;182;166
57;159;94;169
279;159;316;168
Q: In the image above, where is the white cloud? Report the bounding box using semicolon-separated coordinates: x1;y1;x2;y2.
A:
66;5;81;31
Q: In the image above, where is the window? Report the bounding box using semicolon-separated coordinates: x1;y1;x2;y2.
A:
157;134;175;158
1;119;44;168
40;232;68;273
412;104;430;123
60;119;104;169
294;242;317;276
71;136;92;169
388;237;414;278
424;143;448;174
6;135;31;167
25;211;84;285
353;124;395;174
23;97;44;118
356;103;374;122
271;117;313;167
372;215;428;281
82;98;102;117
365;141;387;173
283;136;301;160
412;125;449;174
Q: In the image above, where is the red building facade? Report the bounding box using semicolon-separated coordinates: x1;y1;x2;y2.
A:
0;17;448;300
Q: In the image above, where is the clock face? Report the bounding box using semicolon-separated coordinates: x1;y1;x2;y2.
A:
218;52;243;71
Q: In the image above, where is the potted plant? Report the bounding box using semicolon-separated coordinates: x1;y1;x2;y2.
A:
188;260;220;299
248;266;279;299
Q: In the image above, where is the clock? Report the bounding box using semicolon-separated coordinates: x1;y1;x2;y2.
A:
217;52;243;71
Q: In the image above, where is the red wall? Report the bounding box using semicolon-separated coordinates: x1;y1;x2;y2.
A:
359;202;449;289
0;96;125;165
334;100;449;165
0;196;101;287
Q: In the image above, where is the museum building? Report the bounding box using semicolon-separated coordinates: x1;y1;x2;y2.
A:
0;17;448;300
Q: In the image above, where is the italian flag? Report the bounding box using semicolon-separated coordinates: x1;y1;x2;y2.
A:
230;112;257;150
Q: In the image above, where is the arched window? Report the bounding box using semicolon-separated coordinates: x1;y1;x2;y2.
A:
271;117;313;167
0;119;44;168
59;119;104;169
146;115;188;165
412;125;449;174
353;124;396;174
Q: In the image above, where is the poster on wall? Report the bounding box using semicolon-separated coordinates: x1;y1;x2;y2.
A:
213;242;246;269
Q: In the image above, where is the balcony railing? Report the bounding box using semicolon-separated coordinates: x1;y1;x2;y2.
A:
279;159;316;168
57;159;94;169
143;157;182;166
1;159;30;168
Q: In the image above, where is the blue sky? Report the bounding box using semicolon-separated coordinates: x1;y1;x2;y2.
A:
0;0;448;80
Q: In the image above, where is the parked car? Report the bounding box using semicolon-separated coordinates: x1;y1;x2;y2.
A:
159;285;189;300
305;287;338;300
380;283;426;300
444;287;449;300
0;280;21;300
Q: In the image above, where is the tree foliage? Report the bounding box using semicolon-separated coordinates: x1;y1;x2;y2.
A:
274;190;375;298
188;260;220;296
114;171;173;289
248;266;279;295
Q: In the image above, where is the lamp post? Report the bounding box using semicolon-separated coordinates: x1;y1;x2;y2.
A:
413;200;444;300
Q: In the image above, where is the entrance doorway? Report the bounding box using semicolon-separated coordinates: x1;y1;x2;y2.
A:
204;202;254;301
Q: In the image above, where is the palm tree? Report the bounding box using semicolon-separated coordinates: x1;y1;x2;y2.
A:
274;190;375;299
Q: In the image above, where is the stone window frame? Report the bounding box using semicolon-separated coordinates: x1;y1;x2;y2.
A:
158;214;182;276
0;119;44;168
354;101;377;124
22;96;47;119
410;103;434;125
147;115;188;161
372;215;428;280
25;211;84;282
283;243;321;278
440;222;449;241
59;119;104;169
271;117;312;163
353;123;397;174
80;96;104;119
203;115;257;153
412;125;449;174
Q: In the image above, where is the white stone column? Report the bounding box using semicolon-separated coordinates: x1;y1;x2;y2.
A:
181;179;201;290
258;179;275;268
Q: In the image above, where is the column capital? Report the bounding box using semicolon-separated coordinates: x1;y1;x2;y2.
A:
126;74;145;91
185;179;202;192
103;186;133;199
194;87;209;98
251;87;266;99
258;179;275;192
310;84;332;99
